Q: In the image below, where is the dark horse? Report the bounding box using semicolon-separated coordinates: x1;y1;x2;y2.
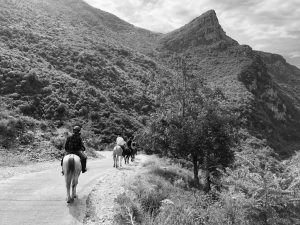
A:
122;145;132;164
123;141;137;164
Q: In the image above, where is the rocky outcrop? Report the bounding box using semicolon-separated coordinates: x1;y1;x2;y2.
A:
157;10;300;156
159;10;238;52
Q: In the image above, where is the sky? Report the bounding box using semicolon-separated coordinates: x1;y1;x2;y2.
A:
84;0;300;68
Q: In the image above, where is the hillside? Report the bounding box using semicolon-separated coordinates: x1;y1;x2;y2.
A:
0;0;163;153
157;10;300;156
1;0;300;160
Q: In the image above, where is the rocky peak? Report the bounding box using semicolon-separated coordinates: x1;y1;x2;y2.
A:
159;9;238;52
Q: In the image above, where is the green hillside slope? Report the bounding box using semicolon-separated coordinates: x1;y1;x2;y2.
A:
1;0;300;160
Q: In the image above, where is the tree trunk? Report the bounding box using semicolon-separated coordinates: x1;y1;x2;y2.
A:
203;148;211;193
192;154;199;186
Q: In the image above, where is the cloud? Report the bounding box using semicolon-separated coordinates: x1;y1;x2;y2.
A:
84;0;300;67
290;52;300;59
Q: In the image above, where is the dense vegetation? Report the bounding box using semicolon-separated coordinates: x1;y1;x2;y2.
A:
0;0;299;223
0;0;300;161
115;152;300;225
0;0;162;162
114;56;300;224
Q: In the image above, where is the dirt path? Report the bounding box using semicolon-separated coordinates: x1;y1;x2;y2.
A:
0;151;147;225
84;153;148;225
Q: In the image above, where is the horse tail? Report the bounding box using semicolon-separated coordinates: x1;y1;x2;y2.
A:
66;155;75;188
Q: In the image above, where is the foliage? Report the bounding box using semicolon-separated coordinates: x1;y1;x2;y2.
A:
138;57;237;189
116;153;300;225
221;133;300;224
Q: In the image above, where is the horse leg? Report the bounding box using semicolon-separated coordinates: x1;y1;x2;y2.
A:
65;176;72;203
116;156;119;168
72;176;78;199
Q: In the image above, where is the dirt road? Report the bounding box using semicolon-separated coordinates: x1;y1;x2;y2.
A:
0;151;143;225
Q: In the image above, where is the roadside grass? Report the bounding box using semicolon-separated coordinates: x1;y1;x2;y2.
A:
0;150;32;167
114;157;245;225
114;154;300;224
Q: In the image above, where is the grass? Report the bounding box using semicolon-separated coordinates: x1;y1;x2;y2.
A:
0;150;32;167
114;155;296;225
114;158;211;225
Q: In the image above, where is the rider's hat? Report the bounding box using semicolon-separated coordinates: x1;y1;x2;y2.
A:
73;126;81;134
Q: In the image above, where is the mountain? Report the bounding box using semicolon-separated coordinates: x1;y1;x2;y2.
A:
159;10;238;52
1;0;300;159
157;10;300;157
0;0;162;158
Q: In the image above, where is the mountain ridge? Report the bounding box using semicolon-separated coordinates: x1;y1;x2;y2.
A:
0;0;300;158
159;9;238;52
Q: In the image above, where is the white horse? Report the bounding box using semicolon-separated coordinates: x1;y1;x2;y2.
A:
113;145;123;168
62;154;82;203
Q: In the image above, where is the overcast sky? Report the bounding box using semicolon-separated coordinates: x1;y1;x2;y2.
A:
85;0;300;68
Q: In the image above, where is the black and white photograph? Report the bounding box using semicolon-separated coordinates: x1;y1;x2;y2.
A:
0;0;300;224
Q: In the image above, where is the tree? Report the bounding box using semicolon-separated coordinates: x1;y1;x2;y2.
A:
146;56;237;189
56;103;68;121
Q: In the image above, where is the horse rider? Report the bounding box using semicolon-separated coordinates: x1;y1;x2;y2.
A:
61;126;87;175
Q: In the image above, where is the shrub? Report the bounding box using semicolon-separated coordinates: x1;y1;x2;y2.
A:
114;193;143;224
0;117;24;147
56;103;68;120
140;188;167;215
40;122;47;131
154;204;198;225
85;137;102;150
19;131;34;145
149;164;195;188
51;136;65;150
19;103;35;116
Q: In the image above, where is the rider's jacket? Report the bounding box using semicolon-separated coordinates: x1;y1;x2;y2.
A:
65;134;85;153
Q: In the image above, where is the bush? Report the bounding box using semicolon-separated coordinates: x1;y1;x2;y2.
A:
85;137;103;150
19;103;35;115
140;188;167;215
0;117;24;147
19;131;34;145
51;136;65;150
154;204;198;225
114;193;143;224
149;164;195;188
56;103;68;120
40;122;47;131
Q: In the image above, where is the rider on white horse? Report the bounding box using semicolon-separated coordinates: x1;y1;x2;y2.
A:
61;126;87;175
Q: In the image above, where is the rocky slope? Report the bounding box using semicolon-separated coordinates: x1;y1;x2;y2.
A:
157;10;300;157
0;0;300;158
